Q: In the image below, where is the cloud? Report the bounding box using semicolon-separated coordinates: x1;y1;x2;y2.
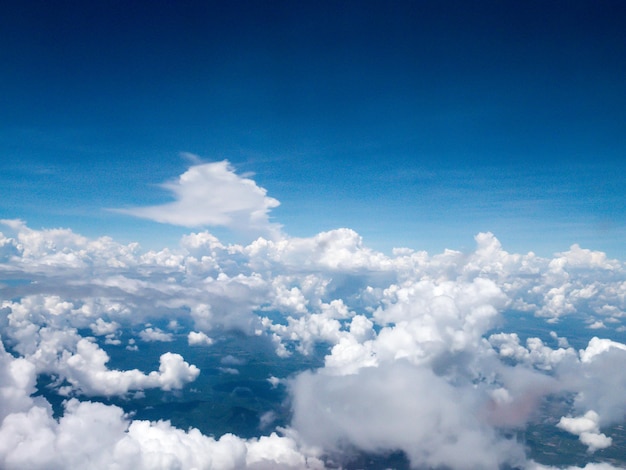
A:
188;331;214;346
0;336;323;469
139;327;173;342
3;219;626;468
90;318;120;336
289;361;525;469
220;355;246;366
0;398;322;470
0;341;37;421
60;339;199;396
113;160;282;239
580;337;626;363
558;411;613;452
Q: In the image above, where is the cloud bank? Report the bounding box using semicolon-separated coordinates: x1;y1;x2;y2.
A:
2;196;626;469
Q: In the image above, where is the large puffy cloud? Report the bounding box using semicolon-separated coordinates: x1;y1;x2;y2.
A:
113;160;282;239
285;274;556;469
0;398;324;470
290;361;526;470
0;218;141;270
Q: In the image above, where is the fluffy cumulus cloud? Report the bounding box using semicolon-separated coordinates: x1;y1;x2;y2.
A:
0;389;323;470
2;211;626;469
290;362;526;469
113;160;282;239
557;411;612;453
188;331;214;346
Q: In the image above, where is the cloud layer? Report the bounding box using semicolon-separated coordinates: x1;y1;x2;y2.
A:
2;216;626;469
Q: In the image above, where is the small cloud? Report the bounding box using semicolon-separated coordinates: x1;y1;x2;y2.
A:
180;152;202;164
104;335;121;346
187;331;213;346
267;376;282;388
588;320;606;330
259;411;277;430
91;318;120;336
220;355;245;366
139;327;173;342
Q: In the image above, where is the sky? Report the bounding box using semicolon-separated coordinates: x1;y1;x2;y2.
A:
1;0;625;256
3;2;626;470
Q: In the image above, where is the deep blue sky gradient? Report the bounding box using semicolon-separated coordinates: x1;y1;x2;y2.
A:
1;1;625;255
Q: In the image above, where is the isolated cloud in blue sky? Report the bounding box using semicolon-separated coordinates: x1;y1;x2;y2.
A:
114;160;282;239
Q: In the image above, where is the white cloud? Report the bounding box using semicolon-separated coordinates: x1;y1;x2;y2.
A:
139;327;173;342
3;218;626;468
580;337;626;363
488;333;577;371
0;397;322;470
0;335;322;469
558;410;602;435
113;160;282;239
91;318;120;336
289;361;525;469
60;339;199;396
579;431;613;453
558;411;613;452
188;331;214;346
0;320;199;397
0;341;37;422
588;320;606;329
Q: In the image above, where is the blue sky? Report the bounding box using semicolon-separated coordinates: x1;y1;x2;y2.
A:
1;0;625;256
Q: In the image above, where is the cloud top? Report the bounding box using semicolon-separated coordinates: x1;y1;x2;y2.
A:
115;160;281;238
3;219;626;468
